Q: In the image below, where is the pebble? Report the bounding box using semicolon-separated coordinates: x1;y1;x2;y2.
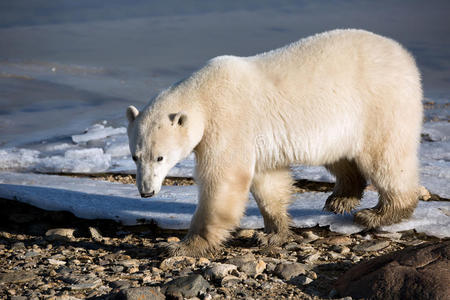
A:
88;227;103;242
374;231;402;240
302;231;320;242
110;280;131;290
302;252;321;264
117;287;165;300
290;275;313;285
160;256;195;271
325;236;352;246
11;242;25;250
354;240;390;253
274;262;308;280
226;253;255;268
284;242;300;251
164;274;210;298
204;263;238;281
24;251;40;258
239;260;266;277
167;236;180;243
70;280;102;291
332;245;351;254
48;258;66;265
221;275;241;287
45;228;75;241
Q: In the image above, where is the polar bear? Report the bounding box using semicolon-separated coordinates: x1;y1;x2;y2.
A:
127;29;422;256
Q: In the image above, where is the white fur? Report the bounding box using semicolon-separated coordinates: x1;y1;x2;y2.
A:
127;29;423;256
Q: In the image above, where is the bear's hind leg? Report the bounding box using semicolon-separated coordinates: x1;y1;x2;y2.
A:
251;168;293;246
354;152;419;228
323;159;367;214
168;167;252;257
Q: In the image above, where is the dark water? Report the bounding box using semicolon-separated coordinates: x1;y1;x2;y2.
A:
0;0;449;146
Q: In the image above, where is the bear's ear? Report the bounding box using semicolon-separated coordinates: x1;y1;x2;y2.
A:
126;106;139;123
169;112;187;127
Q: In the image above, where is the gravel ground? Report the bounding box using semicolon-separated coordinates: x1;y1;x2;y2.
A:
0;176;445;299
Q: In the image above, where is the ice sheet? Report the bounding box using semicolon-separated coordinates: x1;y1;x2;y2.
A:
0;172;448;238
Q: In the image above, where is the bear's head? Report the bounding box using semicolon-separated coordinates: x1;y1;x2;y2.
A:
126;105;197;198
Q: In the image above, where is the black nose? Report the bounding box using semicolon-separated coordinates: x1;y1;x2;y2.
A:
140;191;155;198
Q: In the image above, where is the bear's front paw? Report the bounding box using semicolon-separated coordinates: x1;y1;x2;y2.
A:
323;195;360;214
165;236;218;258
253;230;293;247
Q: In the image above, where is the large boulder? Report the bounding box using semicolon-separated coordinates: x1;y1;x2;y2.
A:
335;241;450;300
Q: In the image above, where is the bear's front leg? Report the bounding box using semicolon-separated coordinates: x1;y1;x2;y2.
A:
167;167;252;257
250;168;294;246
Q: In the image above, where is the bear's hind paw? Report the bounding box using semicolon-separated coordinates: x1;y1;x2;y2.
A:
354;206;415;228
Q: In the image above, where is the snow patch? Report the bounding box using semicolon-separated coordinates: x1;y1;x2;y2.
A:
422;121;450;142
36;148;111;173
0;148;40;170
72;124;126;144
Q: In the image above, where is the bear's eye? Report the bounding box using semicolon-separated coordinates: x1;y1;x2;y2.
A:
132;156;138;162
157;156;164;162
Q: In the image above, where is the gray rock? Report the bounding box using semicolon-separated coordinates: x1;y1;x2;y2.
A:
62;274;101;291
226;253;255;268
302;252;321;264
110;280;131;290
45;228;75;241
290;275;313;285
70;279;102;291
0;271;36;284
110;265;125;273
274;262;308;280
284;242;300;251
24;250;40;258
116;287;164;300
265;262;277;273
56;266;72;275
239;260;266;277
11;242;25;250
204;262;237;281
164;274;210;298
353;240;390;252
226;254;266;276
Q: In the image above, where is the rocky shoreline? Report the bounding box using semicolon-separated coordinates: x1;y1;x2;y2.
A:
0;176;447;299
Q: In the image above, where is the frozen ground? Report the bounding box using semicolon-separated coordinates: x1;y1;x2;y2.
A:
0;172;448;238
0;120;448;198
